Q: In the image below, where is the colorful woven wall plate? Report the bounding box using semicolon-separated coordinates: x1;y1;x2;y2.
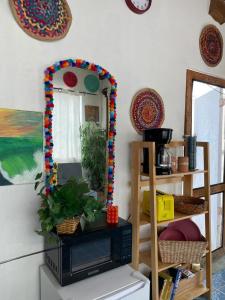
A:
130;88;165;134
63;72;78;88
199;24;223;67
9;0;72;41
84;74;100;93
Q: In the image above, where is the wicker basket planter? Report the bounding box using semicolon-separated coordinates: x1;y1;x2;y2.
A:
174;195;208;215
159;237;208;264
56;217;80;235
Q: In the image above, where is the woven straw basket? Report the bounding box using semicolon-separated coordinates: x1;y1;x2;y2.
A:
159;238;208;264
56;217;80;235
174;195;208;215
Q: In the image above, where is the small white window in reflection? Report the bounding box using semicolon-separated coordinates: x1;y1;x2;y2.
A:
53;93;82;163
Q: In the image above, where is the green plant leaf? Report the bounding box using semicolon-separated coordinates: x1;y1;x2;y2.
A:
35;172;42;181
34;170;104;236
34;181;41;190
80;122;107;191
51;203;61;214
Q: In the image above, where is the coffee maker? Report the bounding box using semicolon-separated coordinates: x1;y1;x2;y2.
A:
143;128;173;175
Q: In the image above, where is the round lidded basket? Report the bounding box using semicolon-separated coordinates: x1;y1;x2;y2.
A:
174;195;208;215
56;217;80;235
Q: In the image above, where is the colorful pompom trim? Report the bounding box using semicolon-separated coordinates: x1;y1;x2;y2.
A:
44;59;117;205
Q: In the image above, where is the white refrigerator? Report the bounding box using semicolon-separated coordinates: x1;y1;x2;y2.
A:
40;265;150;300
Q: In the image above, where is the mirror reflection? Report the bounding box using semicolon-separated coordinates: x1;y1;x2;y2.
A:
52;67;111;200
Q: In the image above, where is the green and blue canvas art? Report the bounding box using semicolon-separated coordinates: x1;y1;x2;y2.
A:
0;108;43;185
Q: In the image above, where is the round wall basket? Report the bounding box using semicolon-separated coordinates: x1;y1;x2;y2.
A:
199;24;223;67
63;72;78;88
9;0;72;41
130;88;165;134
84;75;100;93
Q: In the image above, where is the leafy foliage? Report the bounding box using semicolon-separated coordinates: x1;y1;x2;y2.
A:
34;175;103;234
80;122;107;192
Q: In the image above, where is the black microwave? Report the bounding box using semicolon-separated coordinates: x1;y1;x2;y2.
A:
44;213;132;286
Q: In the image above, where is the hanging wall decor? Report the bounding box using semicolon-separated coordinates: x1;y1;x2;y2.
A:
209;0;225;25
84;74;100;93
0;108;43;186
199;24;223;67
125;0;152;14
130;88;165;134
9;0;72;41
63;72;78;88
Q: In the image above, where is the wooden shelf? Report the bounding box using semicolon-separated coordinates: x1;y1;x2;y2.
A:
139;236;151;243
175;286;209;300
140;170;207;186
140;212;151;225
131;141;212;300
140;211;208;226
139;250;179;272
139;250;209;274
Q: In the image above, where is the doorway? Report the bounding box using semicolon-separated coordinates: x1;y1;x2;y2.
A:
185;69;225;256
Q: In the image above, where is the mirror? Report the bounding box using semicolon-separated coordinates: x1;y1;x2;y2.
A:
44;59;117;205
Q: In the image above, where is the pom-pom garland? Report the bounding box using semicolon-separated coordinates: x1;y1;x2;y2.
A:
44;59;117;205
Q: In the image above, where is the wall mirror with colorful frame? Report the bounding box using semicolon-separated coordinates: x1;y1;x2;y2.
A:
44;59;117;205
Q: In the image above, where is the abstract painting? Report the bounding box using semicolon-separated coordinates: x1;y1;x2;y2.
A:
0;108;43;186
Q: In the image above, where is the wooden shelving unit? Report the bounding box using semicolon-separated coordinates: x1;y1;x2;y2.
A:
131;141;212;300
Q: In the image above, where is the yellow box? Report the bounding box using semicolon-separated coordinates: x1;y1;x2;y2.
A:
142;191;174;222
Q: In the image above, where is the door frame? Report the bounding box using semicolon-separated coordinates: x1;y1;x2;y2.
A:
184;69;225;258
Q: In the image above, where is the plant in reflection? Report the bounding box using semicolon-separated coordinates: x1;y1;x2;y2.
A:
80;122;107;195
34;174;103;234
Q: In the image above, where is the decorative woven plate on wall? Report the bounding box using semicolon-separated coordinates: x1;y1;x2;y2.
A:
199;24;223;67
9;0;72;41
130;88;165;134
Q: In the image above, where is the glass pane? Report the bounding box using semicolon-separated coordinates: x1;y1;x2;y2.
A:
193;193;223;251
192;81;225;188
72;238;111;271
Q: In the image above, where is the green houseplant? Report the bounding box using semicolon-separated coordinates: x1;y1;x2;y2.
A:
80;122;107;194
34;173;103;235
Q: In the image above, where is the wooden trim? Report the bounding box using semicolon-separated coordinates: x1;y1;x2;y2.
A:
203;143;212;296
185;70;194;135
193;183;225;197
148;143;159;300
131;142;141;270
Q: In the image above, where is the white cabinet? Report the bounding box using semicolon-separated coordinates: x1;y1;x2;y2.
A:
40;265;150;300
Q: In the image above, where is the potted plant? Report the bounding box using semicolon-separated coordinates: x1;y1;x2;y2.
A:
80;122;107;199
34;173;103;235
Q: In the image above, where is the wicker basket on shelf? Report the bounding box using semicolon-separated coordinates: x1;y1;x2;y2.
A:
159;237;208;264
56;217;80;235
174;195;208;215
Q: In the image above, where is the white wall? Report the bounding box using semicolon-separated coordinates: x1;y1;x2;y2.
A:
0;0;225;299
